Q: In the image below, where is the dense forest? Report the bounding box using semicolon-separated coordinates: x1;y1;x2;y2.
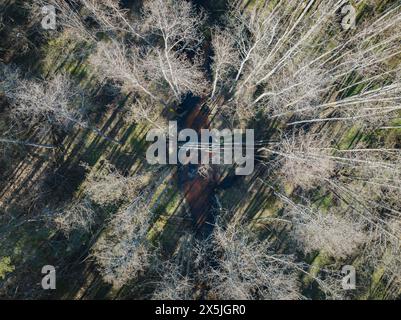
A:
0;0;401;300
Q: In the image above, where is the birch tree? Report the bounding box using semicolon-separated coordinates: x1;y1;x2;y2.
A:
259;132;336;190
4;73;84;135
200;222;302;300
141;0;208;99
210;28;239;98
92;196;153;287
53;199;96;236
82;160;147;206
89;41;158;101
285;204;368;259
152;262;194;300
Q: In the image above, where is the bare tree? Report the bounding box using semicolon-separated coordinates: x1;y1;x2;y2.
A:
210;28;239;98
141;0;208;99
2;65;122;144
79;0;143;38
217;1;343;119
82;160;147;206
285;80;401;128
259;131;336;190
285;204;368;259
216;0;401;128
52;199;96;236
152;261;194;300
86;0;208;104
4;72;84;134
199;221;302;300
92;196;153;287
125;99;166;130
89;41;159;101
260;129;401;195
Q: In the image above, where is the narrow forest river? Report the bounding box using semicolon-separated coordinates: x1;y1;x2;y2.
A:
176;96;221;238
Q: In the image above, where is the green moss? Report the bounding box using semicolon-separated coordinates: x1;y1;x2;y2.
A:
303;252;332;286
318;193;333;211
337;126;360;149
0;256;15;279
